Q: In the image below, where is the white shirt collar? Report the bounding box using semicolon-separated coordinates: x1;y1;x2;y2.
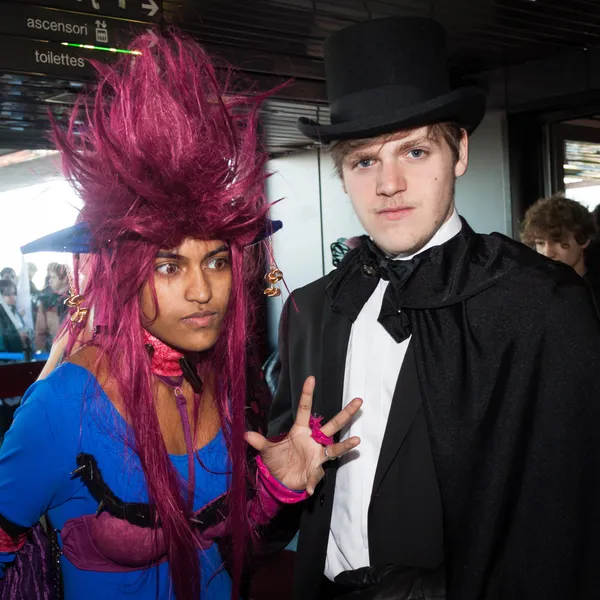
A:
393;208;462;261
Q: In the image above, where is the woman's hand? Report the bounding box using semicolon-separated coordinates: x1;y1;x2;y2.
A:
246;376;362;495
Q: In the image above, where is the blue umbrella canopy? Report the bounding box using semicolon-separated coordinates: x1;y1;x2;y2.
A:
21;219;282;255
20;222;93;255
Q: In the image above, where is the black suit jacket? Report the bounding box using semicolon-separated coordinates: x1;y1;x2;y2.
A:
270;313;444;598
268;224;600;600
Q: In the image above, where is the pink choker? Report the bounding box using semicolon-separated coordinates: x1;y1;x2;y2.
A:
143;330;184;377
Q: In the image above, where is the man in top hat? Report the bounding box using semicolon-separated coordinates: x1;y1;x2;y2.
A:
267;17;600;600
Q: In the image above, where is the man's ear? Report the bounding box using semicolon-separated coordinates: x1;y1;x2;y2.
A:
454;129;469;178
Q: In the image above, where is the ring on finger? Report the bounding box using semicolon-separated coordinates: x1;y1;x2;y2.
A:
323;445;337;461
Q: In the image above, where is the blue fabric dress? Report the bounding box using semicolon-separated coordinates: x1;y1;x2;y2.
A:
0;362;233;599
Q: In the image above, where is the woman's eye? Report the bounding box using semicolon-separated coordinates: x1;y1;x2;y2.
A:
207;257;230;270
156;263;179;276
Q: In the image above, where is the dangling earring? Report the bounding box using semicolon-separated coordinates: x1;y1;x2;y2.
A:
264;268;283;297
263;235;283;297
263;227;289;298
64;269;89;324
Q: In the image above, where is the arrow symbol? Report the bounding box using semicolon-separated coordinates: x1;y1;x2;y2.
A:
141;0;159;17
95;20;107;28
146;28;158;47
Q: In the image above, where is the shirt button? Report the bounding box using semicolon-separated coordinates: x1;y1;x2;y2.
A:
362;264;377;277
319;493;326;507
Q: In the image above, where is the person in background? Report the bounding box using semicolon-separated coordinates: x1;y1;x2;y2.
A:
23;262;40;329
0;279;29;440
27;263;39;300
0;280;28;355
34;262;69;352
521;193;600;308
31;254;94;379
0;268;16;285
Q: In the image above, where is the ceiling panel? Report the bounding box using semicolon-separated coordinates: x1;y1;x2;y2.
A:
2;0;600;155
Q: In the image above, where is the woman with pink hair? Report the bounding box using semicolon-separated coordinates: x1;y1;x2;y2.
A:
0;32;361;600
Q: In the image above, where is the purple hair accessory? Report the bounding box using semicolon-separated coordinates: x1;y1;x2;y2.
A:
309;415;334;446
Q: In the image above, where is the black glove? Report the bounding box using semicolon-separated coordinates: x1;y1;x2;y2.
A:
332;564;445;600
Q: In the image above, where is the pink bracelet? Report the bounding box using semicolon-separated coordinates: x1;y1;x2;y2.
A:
253;415;332;506
309;415;334;446
255;456;309;503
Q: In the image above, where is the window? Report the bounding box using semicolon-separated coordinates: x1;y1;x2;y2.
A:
563;139;600;211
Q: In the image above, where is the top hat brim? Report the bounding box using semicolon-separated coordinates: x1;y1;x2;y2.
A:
20;219;283;254
297;86;486;143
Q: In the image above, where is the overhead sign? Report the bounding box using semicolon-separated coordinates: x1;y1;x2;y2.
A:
15;0;162;23
0;34;129;78
0;3;148;47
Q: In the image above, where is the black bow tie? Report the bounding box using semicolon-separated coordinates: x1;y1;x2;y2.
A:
369;240;423;342
328;239;423;343
368;240;422;289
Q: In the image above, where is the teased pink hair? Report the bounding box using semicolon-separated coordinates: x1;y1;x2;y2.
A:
52;31;272;600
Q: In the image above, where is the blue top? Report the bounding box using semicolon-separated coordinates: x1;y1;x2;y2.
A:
0;363;232;600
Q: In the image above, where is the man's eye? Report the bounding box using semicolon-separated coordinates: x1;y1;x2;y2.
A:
408;149;426;159
353;158;374;169
156;263;179;276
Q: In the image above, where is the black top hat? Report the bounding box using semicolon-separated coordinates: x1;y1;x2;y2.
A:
298;17;486;143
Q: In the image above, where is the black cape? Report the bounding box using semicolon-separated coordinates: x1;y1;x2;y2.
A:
268;220;600;600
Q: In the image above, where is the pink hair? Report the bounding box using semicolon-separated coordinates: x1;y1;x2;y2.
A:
52;31;271;600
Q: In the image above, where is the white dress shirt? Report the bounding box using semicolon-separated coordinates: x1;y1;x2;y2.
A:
324;210;463;580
